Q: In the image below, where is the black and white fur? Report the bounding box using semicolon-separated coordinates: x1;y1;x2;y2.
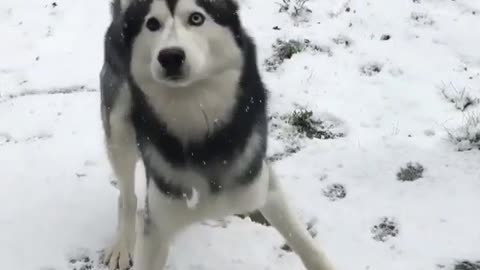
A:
100;0;335;269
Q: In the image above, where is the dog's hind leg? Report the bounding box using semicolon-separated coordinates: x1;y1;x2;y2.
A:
103;89;138;270
259;165;335;270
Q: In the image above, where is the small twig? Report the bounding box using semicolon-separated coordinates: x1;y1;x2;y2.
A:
0;85;97;103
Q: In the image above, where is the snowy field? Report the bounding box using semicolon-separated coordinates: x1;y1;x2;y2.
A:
1;0;480;269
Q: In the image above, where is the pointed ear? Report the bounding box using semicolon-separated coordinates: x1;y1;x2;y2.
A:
210;0;242;8
111;0;132;17
231;0;245;6
120;0;133;11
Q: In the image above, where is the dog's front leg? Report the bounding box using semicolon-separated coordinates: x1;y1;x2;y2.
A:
103;90;138;270
259;165;335;270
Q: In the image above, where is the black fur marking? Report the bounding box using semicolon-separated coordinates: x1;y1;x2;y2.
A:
166;0;178;14
209;178;222;193
148;168;189;198
99;66;122;138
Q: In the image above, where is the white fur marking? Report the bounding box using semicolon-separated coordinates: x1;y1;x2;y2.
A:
186;188;200;209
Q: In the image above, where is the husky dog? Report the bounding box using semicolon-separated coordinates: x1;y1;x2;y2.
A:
100;0;335;269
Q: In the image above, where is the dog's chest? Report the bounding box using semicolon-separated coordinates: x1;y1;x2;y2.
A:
139;74;240;144
141;143;254;200
150;92;234;144
140;127;263;192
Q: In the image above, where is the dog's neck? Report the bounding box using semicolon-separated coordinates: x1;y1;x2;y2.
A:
138;70;241;144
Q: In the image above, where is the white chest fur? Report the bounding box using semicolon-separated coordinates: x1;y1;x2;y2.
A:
139;70;241;144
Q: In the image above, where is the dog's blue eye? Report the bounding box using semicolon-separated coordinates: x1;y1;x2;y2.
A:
188;12;205;26
146;17;161;31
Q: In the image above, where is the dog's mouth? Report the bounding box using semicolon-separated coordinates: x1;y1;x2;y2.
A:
151;70;191;88
165;74;185;81
156;75;194;88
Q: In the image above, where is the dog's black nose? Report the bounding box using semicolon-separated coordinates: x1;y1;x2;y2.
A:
157;48;185;76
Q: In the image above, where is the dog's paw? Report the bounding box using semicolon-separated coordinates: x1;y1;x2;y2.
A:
103;241;133;270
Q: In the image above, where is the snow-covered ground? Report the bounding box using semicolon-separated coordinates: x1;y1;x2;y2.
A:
1;0;479;270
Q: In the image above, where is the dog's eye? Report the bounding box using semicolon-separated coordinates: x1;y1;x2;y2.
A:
188;12;205;26
146;17;161;31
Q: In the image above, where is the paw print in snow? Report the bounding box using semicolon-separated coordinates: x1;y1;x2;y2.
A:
322;184;347;201
371;217;399;242
360;63;382;76
68;255;93;270
397;162;424;182
411;12;435;26
453;261;480;270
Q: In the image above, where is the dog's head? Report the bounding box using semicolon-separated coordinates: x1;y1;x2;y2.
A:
116;0;245;89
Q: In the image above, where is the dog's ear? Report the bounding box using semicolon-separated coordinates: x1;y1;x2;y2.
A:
111;0;132;17
208;0;242;8
120;0;133;11
229;0;246;6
